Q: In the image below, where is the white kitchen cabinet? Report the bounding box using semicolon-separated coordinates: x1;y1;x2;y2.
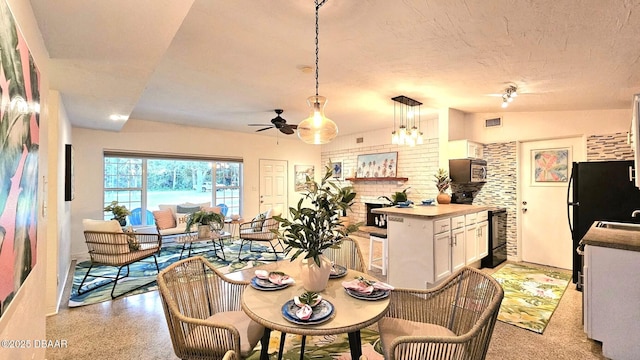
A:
465;213;478;263
477;212;489;259
584;244;640;360
449;139;484;159
465;211;489;264
451;227;466;272
434;231;452;282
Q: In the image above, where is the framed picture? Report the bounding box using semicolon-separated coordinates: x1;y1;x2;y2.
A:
356;151;398;178
294;165;314;192
330;161;343;180
65;144;75;201
531;147;570;186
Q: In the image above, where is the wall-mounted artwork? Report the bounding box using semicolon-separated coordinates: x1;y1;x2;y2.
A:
356;152;398;178
330;161;343;180
295;165;315;192
0;0;41;318
532;148;569;185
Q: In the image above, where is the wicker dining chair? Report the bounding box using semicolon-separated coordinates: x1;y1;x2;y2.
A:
324;237;367;274
378;266;504;360
157;256;266;359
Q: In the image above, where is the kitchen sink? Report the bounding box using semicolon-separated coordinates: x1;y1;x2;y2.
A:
595;221;640;231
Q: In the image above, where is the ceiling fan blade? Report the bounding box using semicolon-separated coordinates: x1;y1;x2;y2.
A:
289;124;298;129
255;126;273;132
248;123;272;126
280;126;295;135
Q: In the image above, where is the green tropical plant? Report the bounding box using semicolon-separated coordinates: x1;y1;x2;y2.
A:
378;187;410;205
434;168;452;193
274;165;361;267
185;210;225;232
103;201;130;223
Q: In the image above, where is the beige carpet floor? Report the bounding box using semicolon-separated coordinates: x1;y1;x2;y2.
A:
45;234;606;359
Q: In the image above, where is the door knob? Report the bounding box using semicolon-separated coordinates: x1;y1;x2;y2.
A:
522;201;527;205
522;207;528;213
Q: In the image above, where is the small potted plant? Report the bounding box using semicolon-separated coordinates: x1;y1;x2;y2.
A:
274;165;360;292
434;168;452;204
186;210;225;239
379;187;411;205
104;201;131;226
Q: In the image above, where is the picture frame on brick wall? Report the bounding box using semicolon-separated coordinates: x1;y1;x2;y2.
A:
330;161;343;180
356;151;397;178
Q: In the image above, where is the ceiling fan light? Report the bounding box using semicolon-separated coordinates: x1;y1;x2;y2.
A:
501;100;508;108
297;95;338;144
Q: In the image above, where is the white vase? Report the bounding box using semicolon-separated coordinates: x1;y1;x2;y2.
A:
299;254;332;292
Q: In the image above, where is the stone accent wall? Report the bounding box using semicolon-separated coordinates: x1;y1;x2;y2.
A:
587;132;634;160
451;142;518;257
321;138;440;225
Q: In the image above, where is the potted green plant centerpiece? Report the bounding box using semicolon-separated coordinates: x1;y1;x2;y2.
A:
104;201;131;226
378;187;411;205
274;165;360;292
434;168;452;204
186;209;225;239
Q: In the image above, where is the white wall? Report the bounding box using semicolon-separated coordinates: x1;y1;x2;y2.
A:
0;0;50;359
45;90;72;315
71;119;320;258
465;109;631;143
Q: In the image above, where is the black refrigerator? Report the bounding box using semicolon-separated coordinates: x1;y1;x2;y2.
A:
567;160;640;284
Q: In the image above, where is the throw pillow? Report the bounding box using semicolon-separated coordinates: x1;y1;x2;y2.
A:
251;212;266;232
175;213;191;232
176;205;200;214
82;219;124;233
153;209;175;230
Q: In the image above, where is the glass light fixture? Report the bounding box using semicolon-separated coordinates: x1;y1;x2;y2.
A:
391;95;423;147
297;0;338;145
297;95;337;144
499;85;517;108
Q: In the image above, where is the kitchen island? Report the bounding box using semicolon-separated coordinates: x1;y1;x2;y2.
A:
372;204;492;288
580;222;640;360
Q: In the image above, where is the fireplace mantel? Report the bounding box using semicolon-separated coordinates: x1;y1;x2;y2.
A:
346;177;408;182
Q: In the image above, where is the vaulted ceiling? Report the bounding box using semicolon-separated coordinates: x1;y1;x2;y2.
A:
29;0;640;137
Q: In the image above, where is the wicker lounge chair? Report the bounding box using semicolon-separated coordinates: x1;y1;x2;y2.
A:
79;219;161;299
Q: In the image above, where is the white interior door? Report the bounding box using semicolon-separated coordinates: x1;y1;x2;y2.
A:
520;137;584;269
259;159;287;215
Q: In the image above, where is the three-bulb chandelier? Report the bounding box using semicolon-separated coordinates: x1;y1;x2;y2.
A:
297;0;338;145
501;85;518;108
391;95;423;146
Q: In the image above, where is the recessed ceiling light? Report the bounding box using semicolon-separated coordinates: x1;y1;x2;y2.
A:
109;114;128;121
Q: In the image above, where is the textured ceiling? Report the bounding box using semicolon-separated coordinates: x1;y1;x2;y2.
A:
29;0;640;137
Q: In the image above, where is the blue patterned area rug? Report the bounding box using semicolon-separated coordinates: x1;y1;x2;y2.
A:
68;239;284;308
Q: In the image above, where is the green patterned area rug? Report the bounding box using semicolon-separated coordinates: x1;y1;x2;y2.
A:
491;263;571;334
246;329;384;360
68;239;284;308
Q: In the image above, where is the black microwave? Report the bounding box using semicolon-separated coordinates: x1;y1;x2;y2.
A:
449;159;487;183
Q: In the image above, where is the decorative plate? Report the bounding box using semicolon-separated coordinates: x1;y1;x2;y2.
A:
345;288;390;301
329;264;348;279
250;277;289;291
281;299;334;325
395;204;413;208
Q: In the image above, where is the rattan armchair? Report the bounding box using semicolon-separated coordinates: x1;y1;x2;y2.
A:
237;208;284;261
222;350;237;360
79;220;161;299
378;266;504;360
324;237;367;274
157;256;266;359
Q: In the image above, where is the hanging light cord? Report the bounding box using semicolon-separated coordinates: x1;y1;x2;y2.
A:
315;0;328;97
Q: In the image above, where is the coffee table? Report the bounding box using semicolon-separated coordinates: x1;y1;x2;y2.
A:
176;230;231;260
236;261;389;360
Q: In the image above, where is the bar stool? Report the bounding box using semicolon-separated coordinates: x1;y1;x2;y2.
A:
368;232;388;275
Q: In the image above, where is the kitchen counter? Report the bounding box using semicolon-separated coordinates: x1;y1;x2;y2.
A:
581;222;640;252
372;203;491;219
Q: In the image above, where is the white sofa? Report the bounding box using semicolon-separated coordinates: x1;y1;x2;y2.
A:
152;202;221;236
